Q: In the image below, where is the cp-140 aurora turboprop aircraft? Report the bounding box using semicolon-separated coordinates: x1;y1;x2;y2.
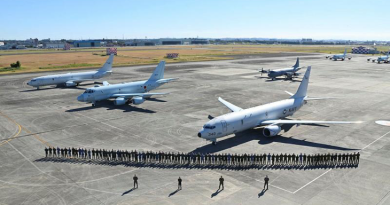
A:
27;54;114;89
326;48;351;61
77;61;177;107
259;57;302;80
198;66;362;145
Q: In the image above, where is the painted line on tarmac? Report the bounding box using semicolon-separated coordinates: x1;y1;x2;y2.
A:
0;112;22;146
361;130;390;150
292;169;332;194
0;111;52;147
237;172;294;194
293;130;390;194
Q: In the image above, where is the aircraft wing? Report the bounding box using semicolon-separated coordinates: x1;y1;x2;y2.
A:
218;97;243;112
111;93;168;99
260;119;363;126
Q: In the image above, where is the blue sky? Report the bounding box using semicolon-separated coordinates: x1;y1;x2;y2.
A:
1;0;389;40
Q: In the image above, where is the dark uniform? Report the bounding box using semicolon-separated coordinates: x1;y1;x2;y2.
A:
45;147;48;157
264;175;269;190
219;176;224;190
178;177;182;190
133;175;138;189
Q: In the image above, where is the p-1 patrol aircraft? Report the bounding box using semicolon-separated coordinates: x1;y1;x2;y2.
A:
369;52;389;63
27;54;114;89
198;66;362;145
259;57;302;80
77;61;177;107
326;48;352;61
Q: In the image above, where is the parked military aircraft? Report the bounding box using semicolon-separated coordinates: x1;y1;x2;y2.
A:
198;66;362;145
369;52;389;63
77;61;177;107
259;57;302;80
27;54;114;89
326;49;351;61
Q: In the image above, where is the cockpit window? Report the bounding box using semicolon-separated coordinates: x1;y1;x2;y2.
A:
203;125;216;129
31;80;36;82
84;89;94;94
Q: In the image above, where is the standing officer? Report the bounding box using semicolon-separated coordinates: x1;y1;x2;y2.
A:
133;174;138;189
178;177;182;190
219;176;224;190
45;147;48;157
264;175;269;190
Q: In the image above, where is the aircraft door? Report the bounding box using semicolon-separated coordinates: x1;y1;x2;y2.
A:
221;120;228;133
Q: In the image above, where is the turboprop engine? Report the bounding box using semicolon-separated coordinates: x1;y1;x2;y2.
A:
263;125;282;137
132;97;145;105
114;97;127;106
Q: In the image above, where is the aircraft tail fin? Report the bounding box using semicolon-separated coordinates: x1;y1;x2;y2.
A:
343;48;347;56
293;57;299;69
292;66;311;99
98;54;114;72
148;61;165;81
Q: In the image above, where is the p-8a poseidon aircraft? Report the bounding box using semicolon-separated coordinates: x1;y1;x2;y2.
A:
198;66;362;145
27;54;114;89
77;61;177;107
326;48;351;61
259;57;302;81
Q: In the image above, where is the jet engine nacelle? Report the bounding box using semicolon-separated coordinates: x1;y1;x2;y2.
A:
65;81;77;87
132;97;145;105
263;125;282;137
114;97;127;106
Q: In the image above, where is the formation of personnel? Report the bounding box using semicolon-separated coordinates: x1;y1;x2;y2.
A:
44;147;360;168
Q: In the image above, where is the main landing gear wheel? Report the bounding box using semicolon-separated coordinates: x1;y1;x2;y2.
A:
212;141;216;145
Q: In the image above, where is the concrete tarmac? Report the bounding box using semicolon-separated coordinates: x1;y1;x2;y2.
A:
0;53;390;205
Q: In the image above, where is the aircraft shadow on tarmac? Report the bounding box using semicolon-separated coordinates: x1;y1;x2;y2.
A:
65;101;157;113
20;82;103;92
191;125;358;154
254;76;302;83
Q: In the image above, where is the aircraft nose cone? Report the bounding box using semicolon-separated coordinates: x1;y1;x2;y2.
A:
197;132;201;138
77;95;84;102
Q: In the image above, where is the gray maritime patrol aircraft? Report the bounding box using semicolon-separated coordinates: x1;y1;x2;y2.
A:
259;57;302;81
77;61;177;107
326;48;351;61
198;66;362;145
368;52;389;63
27;54;114;89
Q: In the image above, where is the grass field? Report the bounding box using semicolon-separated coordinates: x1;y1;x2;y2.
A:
0;45;389;74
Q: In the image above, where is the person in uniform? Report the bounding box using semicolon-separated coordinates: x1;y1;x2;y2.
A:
178;177;182;190
133;174;138;189
219;176;224;190
45;147;48;157
264;175;269;190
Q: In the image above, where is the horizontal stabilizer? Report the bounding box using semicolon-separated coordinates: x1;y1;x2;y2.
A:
260;119;363;126
156;78;179;84
304;96;338;100
218;97;243;112
103;81;110;86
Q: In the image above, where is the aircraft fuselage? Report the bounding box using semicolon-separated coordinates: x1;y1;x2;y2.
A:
198;98;305;140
